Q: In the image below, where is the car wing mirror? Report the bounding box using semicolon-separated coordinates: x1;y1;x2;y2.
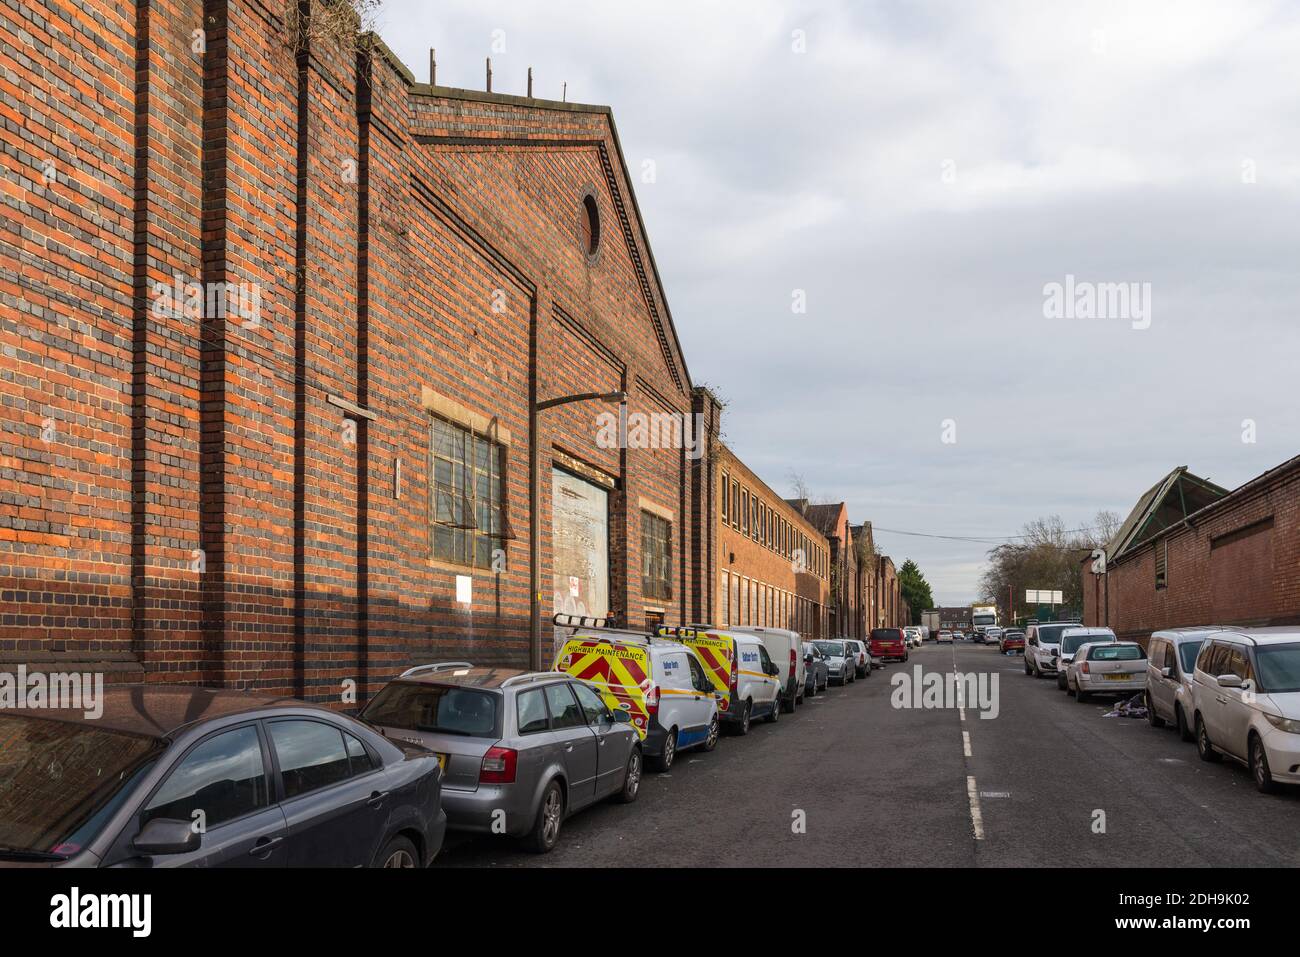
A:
132;817;200;856
1216;674;1243;689
1160;666;1172;678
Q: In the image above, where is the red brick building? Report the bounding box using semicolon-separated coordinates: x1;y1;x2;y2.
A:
1083;457;1300;640
1;1;704;699
802;503;865;639
700;444;830;639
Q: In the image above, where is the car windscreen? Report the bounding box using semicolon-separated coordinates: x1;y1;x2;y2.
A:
1035;624;1072;645
361;682;501;737
1253;644;1300;693
1089;644;1145;661
1063;633;1111;654
870;629;901;641
814;641;845;657
1177;640;1204;675
0;715;163;859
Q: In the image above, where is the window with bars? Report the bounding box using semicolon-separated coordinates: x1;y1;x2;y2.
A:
1155;539;1168;590
641;511;673;601
429;416;503;569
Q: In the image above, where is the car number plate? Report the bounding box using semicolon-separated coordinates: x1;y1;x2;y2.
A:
1103;673;1133;681
435;752;447;769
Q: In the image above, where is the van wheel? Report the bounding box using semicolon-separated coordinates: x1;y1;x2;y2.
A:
1250;735;1277;794
1056;671;1067;691
1146;692;1166;728
616;748;642;803
702;714;720;752
782;681;797;713
1195;716;1221;763
649;728;677;772
766;694;781;723
1075;687;1089;703
1175;704;1193;742
736;700;752;736
1024;658;1033;675
525;781;564;853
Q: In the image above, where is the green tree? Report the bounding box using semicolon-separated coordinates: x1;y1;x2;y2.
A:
897;559;934;626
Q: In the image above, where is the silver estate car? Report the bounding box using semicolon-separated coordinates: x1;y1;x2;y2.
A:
361;663;641;853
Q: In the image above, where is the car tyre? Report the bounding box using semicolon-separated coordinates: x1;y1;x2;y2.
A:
374;834;419;868
1250;735;1277;794
1146;692;1166;728
766;693;781;723
702;714;720;751
1024;658;1033;675
1057;671;1067;691
525;780;565;853
736;700;753;736
649;728;677;772
782;680;797;713
1195;715;1221;763
616;748;642;803
1075;685;1089;703
1175;703;1194;742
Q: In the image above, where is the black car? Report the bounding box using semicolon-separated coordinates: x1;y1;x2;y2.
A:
0;685;445;868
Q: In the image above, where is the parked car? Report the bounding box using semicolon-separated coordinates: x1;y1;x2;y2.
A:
364;663;639;854
903;627;922;648
1145;626;1225;741
920;626;932;642
804;641;830;696
870;627;910;663
983;627;1004;646
999;629;1025;654
1055;627;1116;690
815;639;855;685
1191;628;1300;793
0;684;446;868
729;625;807;712
1065;641;1147;702
1024;622;1083;678
952;631;966;642
845;639;872;678
937;630;954;644
554;630;718;771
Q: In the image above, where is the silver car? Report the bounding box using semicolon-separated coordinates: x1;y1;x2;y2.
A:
361;663;641;853
1145;626;1224;741
814;640;855;685
1054;627;1116;691
1066;641;1148;702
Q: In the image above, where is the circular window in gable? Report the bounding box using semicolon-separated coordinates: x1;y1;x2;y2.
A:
580;193;600;259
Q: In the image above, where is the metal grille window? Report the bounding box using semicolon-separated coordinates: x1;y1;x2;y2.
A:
429;416;503;569
1154;539;1168;590
641;511;672;601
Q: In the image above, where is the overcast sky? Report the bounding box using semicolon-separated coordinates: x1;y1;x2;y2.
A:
381;0;1300;604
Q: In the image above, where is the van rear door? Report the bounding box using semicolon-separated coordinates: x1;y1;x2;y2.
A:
553;637;652;739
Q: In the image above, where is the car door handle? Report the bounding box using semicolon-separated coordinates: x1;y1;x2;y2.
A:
249;836;283;858
367;790;389;808
564;744;574;753
597;737;606;747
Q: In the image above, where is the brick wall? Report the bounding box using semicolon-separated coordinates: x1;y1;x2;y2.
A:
1084;456;1300;641
2;0;702;701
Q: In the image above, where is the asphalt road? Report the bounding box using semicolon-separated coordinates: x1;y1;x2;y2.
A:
435;640;1300;867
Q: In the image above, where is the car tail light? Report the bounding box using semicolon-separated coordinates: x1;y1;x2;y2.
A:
646;684;660;718
729;665;738;692
789;648;797;679
480;746;517;784
1081;662;1090;674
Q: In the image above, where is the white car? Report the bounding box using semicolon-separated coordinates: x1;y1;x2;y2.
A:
1055;627;1116;691
937;630;953;644
1024;621;1083;678
1145;626;1225;741
1191;628;1300;793
903;627;921;648
1066;640;1147;702
728;625;806;713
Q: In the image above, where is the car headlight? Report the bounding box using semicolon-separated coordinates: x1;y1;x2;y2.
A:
1264;713;1300;734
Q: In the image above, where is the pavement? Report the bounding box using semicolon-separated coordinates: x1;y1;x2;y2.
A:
434;640;1300;867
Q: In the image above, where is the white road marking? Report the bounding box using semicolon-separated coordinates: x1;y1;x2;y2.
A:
966;775;985;840
962;730;972;757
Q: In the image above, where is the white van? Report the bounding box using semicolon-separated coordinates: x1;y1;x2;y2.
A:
726;626;806;712
657;626;784;735
553;625;720;772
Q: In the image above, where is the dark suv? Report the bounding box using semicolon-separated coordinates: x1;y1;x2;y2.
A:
0;685;445;868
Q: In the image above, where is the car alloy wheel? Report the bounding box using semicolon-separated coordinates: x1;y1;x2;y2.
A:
704;714;720;751
541;785;563;847
382;847;415;868
1250;736;1276;794
619;749;642;802
768;693;781;722
1196;717;1221;763
657;730;676;771
1146;692;1165;728
1176;704;1193;742
738;701;752;735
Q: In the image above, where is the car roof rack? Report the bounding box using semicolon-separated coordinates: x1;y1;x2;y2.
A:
398;661;474;679
552;613;623;630
500;671;565;688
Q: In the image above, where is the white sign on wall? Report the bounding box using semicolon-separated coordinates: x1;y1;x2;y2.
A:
455;574;472;605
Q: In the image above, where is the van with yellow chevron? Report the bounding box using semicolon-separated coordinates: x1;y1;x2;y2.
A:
656;625;785;736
